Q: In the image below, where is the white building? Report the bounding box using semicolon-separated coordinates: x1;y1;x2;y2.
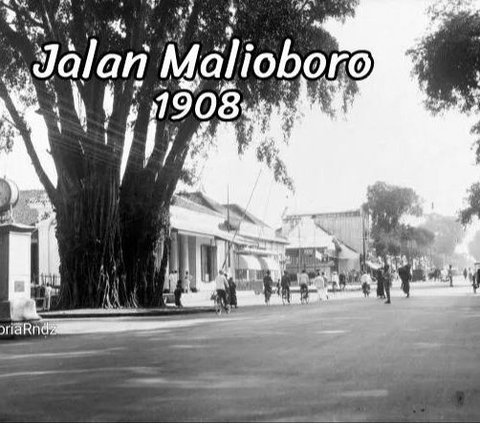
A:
34;191;288;292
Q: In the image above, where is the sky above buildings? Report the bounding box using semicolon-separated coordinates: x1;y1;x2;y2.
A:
197;0;480;229
1;0;480;236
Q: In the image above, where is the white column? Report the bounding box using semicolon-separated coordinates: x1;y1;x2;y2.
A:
179;234;189;291
170;232;179;273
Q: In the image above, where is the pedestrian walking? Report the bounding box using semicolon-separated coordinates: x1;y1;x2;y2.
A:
44;283;52;311
383;265;392;304
263;270;273;305
331;271;339;294
281;270;291;303
166;269;175;293
473;271;478;294
376;269;385;299
314;270;327;301
399;263;412;298
174;280;183;308
228;276;237;308
463;268;468;281
183;270;191;293
448;264;453;287
339;272;346;291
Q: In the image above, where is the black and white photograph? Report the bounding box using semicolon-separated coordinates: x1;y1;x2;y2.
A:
1;0;480;421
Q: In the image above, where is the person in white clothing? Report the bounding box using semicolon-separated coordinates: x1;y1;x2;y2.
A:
183;270;192;293
215;270;229;308
168;270;177;293
314;270;327;300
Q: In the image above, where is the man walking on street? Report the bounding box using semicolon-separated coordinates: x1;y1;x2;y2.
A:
383;265;392;304
281;270;291;303
448;264;453;287
399;263;412;298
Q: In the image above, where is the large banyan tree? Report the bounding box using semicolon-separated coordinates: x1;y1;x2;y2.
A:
0;0;359;308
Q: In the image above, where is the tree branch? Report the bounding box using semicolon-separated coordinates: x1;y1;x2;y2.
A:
0;79;57;202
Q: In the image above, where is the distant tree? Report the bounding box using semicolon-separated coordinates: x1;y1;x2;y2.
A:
399;225;435;260
420;213;464;265
0;1;360;308
408;0;480;224
364;181;425;259
468;229;480;261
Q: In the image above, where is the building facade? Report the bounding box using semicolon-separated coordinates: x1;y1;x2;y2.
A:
32;191;288;292
281;209;369;279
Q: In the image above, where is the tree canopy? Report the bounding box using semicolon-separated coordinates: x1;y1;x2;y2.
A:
409;0;480;225
0;0;361;308
420;213;464;260
364;181;433;260
468;229;480;261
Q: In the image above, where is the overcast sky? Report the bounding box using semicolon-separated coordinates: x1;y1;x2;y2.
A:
1;0;480;234
198;0;480;229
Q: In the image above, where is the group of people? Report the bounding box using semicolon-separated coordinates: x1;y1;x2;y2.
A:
166;269;193;294
463;267;480;292
369;263;412;304
213;270;238;310
173;269;238;309
263;269;330;305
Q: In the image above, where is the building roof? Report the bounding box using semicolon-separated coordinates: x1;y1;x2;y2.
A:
283;217;336;250
285;209;363;219
177;191;270;227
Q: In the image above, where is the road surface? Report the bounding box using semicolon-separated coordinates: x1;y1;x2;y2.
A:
1;279;479;421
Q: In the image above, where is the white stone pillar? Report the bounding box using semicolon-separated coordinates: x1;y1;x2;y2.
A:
179;234;189;292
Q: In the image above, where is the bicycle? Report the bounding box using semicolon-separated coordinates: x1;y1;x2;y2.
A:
281;287;290;305
300;285;309;305
211;292;230;316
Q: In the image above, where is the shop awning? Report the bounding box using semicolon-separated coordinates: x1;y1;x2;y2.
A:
258;256;280;273
236;254;262;270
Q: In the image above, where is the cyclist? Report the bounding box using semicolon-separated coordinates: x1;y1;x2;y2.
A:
263;270;273;305
298;269;309;301
281;270;291;303
215;270;229;310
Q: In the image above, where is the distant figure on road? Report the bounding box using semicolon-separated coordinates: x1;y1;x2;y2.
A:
448;265;453;287
314;270;327;301
281;271;291;303
263;270;273;305
376;269;385;299
174;280;183;308
464;268;468;281
331;271;339;293
383;265;392;304
475;268;480;294
298;269;310;298
228;277;237;308
360;271;371;297
398;264;412;298
339;272;346;291
215;270;229;309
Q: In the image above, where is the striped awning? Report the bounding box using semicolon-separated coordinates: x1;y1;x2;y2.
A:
236;254;262;270
258;256;280;273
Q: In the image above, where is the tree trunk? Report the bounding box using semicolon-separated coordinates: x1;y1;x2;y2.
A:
119;176;170;308
55;168;129;309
